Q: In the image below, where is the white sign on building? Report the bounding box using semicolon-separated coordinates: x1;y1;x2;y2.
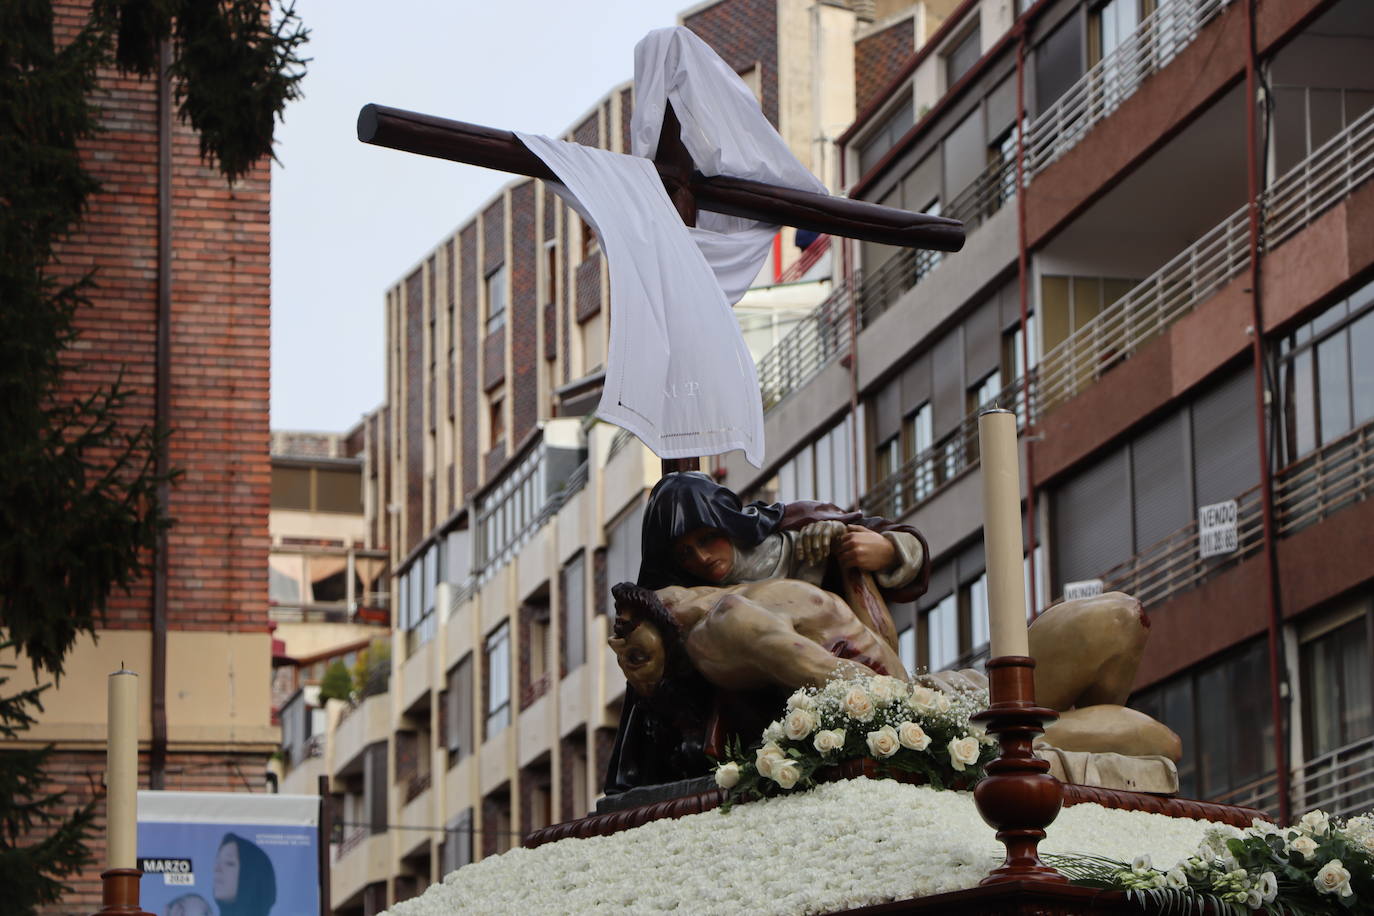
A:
1198;499;1239;559
1063;579;1105;600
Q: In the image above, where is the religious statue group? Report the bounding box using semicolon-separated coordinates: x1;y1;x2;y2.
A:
605;472;1183;795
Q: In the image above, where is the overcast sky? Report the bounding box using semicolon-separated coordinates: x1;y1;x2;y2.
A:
270;0;693;433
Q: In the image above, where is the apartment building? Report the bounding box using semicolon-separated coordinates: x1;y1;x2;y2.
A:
280;2;982;911
717;0;1374;824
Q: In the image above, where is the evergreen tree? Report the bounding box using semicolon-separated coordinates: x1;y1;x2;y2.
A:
318;660;354;704
0;2;308;910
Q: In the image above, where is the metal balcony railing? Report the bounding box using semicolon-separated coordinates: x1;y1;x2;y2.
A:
1043;417;1374;626
756;284;851;412
1209;734;1374;823
335;825;369;861
1025;0;1231;180
945;154;1018;234
1274;417;1374;537
1038;104;1374;414
860;375;1032;520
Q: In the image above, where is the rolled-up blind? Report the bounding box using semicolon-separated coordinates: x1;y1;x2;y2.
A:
1192;368;1259;507
1053;447;1131;588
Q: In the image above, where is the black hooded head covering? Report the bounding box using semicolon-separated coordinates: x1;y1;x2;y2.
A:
214;833;276;916
636;472;784;589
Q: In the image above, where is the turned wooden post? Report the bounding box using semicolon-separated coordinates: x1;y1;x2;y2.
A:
972;657;1066;884
92;869;152;916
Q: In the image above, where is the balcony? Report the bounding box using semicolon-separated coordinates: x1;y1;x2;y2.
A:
1049;415;1374;614
1025;0;1232;181
1213;733;1374;821
332;828;390;909
861;374;1032;520
1038;105;1374;414
333;690;390;777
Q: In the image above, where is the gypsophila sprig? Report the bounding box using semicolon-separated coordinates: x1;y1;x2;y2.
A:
714;672;997;806
1049;807;1374;914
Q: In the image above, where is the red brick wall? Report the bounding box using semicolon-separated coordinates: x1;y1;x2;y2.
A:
685;0;780;128
459;226;478;497
510;182;539;443
404;268;425;546
46;3;272;634
40;748;268;915
855;19;915;115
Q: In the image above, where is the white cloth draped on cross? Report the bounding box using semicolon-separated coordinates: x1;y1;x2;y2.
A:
515;27;829;469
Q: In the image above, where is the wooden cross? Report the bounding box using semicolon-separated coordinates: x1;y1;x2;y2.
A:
356;101;965;475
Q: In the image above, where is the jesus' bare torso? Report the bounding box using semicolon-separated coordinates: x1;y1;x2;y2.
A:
656;579;909;692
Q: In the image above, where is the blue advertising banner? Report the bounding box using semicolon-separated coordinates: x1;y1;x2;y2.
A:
137;791;319;916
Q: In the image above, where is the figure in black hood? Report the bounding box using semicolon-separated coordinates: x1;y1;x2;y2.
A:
604;472;931;793
213;833;276;916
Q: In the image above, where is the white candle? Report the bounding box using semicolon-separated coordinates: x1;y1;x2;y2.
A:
107;669;138;870
978;410;1030;659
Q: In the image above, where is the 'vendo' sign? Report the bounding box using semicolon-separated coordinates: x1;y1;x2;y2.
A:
1198;499;1238;559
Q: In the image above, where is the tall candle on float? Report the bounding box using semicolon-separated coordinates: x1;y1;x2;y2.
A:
978;409;1030;660
107;668;137;871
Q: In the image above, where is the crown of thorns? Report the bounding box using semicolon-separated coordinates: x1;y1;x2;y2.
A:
611;582;685;657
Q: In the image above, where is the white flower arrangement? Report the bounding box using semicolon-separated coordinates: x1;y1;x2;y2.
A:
1052;808;1374;914
714;672;995;805
382;779;1221;916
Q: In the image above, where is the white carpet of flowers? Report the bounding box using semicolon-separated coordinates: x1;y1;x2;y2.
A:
384;778;1222;916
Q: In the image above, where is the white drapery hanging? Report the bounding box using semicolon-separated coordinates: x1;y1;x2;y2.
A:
516;27;830;468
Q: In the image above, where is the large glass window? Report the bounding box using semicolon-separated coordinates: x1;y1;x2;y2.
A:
1131;638;1274;801
857;98;915;177
484;622;511;738
561;553;587;674
445;654;474;762
485;264;507;334
1035;13;1084;116
1301;611;1373;759
944;23;982;89
1278;278;1374;465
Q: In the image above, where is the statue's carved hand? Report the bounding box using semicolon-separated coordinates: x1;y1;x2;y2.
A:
836;524;898;572
797;520;847;566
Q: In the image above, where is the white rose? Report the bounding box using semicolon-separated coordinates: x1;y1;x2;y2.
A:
1314;860;1353;897
868;676;903;704
1288;835;1318;859
1164;868;1187;890
843;687;875;722
786;690;816;711
714;762;740;789
784;707;819;741
1131;854;1153;875
947;736;980;771
934;692;952;714
755;742;785;779
762;721;785;744
772;759;802;789
897;721;931;751
866;725;900;758
812;728;846;754
910;686;940;715
1300;810;1331;836
1258;871;1277;903
1244;888;1263;909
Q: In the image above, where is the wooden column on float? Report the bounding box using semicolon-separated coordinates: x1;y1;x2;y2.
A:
971;409;1065;885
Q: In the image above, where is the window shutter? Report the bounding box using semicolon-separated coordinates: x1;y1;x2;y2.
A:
931;333;964;438
1131;412;1190;553
1192;368;1259;507
1053;447;1131;587
964;297;1000;385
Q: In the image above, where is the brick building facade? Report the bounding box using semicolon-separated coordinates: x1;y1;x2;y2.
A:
19;4;277;911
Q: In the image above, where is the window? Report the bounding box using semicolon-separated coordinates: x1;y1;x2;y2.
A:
1034;13;1084;116
925;593;959;672
1300;603;1373;761
1089;0;1147;65
1278;278;1374;464
605;500;645;614
1131;638;1274;800
857;97;914;177
485;264;507;334
580;220;599;261
484;622;511;738
898;627;916;676
561;553;587;674
944;23;981;90
271;464;362;514
441;809;473;875
904;403;934;501
543;240;558;305
488;391;506;448
445;655;474;762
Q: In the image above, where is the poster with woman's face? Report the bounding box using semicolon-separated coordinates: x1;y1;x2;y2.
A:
136;791;319;916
